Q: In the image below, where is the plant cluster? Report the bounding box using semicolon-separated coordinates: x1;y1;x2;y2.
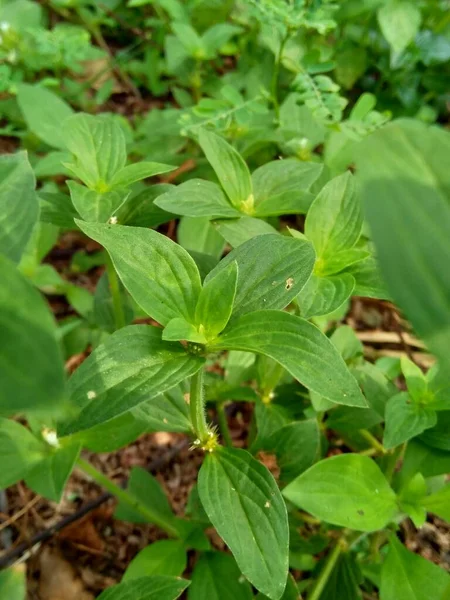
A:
0;0;450;599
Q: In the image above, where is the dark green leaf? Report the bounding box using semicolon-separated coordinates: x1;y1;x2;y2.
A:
77;222;202;326
212;311;367;408
296;273;355;319
60;325;203;435
188;552;253;600
213;217;277;248
198;447;289;600
205;235;315;321
383;392;436;450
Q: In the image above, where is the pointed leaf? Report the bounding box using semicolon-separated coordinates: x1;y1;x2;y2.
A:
422;483;450;522
205;235;315;321
155;179;240;219
297;273;355;318
97;576;189;600
188;552;253;600
198;447;289;600
384;392;437;450
198;129;253;210
124;540;187;581
214;216;277;248
378;1;422;55
110;162;175;188
283;454;397;532
380;535;450;600
195;260;238;337
77;222;202;326
163;317;207;344
0;419;45;488
0;152;38;263
60;325;203;435
17;84;74;149
67;181;127;223
211;311;367;408
252;159;322;216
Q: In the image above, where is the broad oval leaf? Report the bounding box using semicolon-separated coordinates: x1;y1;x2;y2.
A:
60;325;203;436
97;575;189;600
283;454;397;532
0;256;66;415
155;179;240;219
214;216;277;248
252;159;322;216
211;310;367;408
0;152;38;263
198;129;253;210
297;273;355;319
188;551;253;600
195;260;238;337
383;392;437;450
198;447;289;600
77;221;202;326
377;1;422;55
205;235;315;321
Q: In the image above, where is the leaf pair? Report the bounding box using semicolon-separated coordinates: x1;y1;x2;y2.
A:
155;129;322;222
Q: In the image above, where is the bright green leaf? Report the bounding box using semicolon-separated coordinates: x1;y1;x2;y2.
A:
97;576;189;600
110;162;175;188
383;392;437;451
378;1;422;55
297;273;355;319
195;260;238;337
422;483;450;522
0;566;26;600
163;317;207;344
0;419;45;488
124;540;187;581
283;454;397;532
188;551;253;600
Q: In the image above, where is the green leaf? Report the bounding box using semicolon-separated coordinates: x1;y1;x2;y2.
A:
17;84;74;149
163;317;207;344
97;576;189;600
214;217;277;248
198;129;253;211
67;181;127;223
39;191;78;229
124;540;187;581
155;179;240;219
0;256;66;416
0;152;38;264
380;535;450;600
344;257;389;299
62;114;127;189
283;454;397;532
109;162;175;188
188;551;253;600
419;411;450;451
377;1;422;55
296;273;355;319
211;311;367;408
115;467;175;525
401;356;428;403
383;392;437;449
195;260;238;338
398;472;427;528
255;574;300;600
422;483;450;522
252;160;322;216
205;235;315;321
118;184;175;228
0;419;45;488
202;23;242;56
76;222;202;326
60;325;203;435
355;120;450;372
0;566;26;600
133;384;192;434
319;553;363;600
198;447;289;600
172;22;205;57
268;420;321;483
25;439;80;503
178;216;226;259
305;172;362;274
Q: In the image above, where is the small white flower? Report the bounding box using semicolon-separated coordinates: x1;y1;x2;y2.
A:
109;216;118;225
87;390;97;400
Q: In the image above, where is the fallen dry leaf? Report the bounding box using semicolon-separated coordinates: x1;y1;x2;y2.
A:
38;547;94;600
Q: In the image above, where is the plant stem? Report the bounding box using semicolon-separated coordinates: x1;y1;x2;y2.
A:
77;457;179;537
105;254;126;330
190;368;210;443
271;30;290;122
308;540;343;600
360;429;387;455
216;402;232;447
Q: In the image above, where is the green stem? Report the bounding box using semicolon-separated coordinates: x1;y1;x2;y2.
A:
190;368;210;443
77;457;179;537
360;429;387;455
216;402;232;447
106;254;126;330
308;540;343;600
271;30;290;121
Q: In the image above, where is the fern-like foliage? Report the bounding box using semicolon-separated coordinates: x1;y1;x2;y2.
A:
293;72;348;125
247;0;339;34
